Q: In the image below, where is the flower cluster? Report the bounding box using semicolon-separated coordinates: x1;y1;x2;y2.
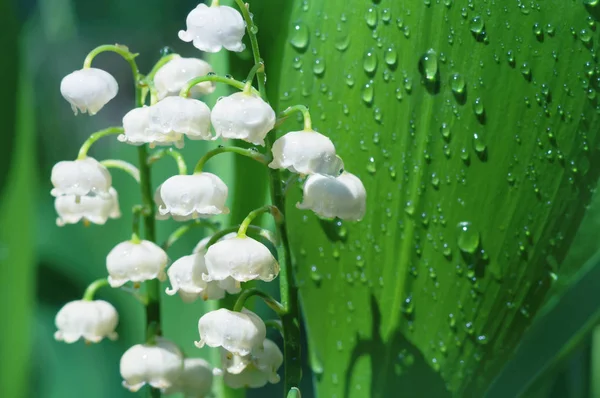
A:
51;0;366;396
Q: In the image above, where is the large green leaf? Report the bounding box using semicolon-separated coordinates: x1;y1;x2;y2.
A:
257;0;600;396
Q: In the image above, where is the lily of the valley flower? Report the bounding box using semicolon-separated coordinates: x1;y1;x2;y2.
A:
211;92;276;146
203;236;279;283
60;68;118;115
163;358;214;398
55;187;121;226
179;3;246;53
195;308;266;356
119;107;184;148
269;130;344;176
297;171;367;221
166;252;240;303
120;338;183;392
148;97;213;142
156;173;229;221
223;339;283;389
154;56;215;99
106;239;168;287
51;157;112;199
54;299;118;343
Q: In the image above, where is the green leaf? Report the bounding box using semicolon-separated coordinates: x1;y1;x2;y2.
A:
257;0;600;396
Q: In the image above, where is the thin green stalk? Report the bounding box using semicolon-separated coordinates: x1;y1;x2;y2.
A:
204;225;271;249
233;288;285;315
238;205;282;237
83;44;139;76
100;159;140;182
82;278;109;301
161;220;220;251
77;127;123;159
279;105;313;131
193;146;269;174
131;205;145;241
234;0;302;393
147;148;188;175
179;75;254;97
265;319;284;335
243;62;265;93
146;53;180;80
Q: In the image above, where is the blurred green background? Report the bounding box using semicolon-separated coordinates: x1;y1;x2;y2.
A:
3;0;600;397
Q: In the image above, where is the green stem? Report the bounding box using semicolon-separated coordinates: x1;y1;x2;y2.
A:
77;127;124;159
179;75;255;97
279;105;313;131
147;148;188;175
100;159;140;182
233;0;302;392
238;205;282;237
233;288;285;315
131;205;146;241
83;45;139;74
243;62;265;93
161;220;220;251
233;0;267;98
82;278;109;301
193;146;269;174
146;53;180;80
265;319;284;335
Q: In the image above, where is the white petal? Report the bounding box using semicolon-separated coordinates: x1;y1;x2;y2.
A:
154;56;216;99
51;157;112;198
55;187;120;226
158;173;229;220
119;106;184;148
297;172;366;221
166;253;226;302
211;92;275;146
179;4;245;53
269;130;343;175
54;300;118;343
204;236;279;282
60;68;118;115
106;240;168;287
196;308;265;356
148;97;213;141
163;358;214;397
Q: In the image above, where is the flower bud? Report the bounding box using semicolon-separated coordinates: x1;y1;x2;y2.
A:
154;56;215;99
120;338;183;392
211;92;276;146
196;308;266;356
55;187;121;226
297;172;367;221
119;107;184;148
269;130;344;175
157;173;229;221
54;299;118;343
51;157;112;199
106;239;168;287
166;253;240;303
204;236;279;283
148;97;213;142
179;3;245;53
60;68;118;115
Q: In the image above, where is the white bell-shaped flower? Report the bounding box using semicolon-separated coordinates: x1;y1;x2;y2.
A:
60;68;118;115
154;56;215;99
269;130;344;176
166;253;240;303
223;339;283;388
195;308;266;356
178;3;245;53
297;172;367;221
55;187;121;226
148;97;213;142
157;173;229;220
54;299;118;343
51;157;112;198
163;358;213;397
119;107;184;149
106;239;168;287
203;236;279;283
193;233;234;254
211;92;276;146
120;338;184;392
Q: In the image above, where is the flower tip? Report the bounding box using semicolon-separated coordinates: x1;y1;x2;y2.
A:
194;340;205;349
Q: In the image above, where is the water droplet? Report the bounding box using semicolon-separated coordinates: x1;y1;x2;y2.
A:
365;7;378;29
384;45;398;67
363;49;378;74
457;222;480;254
345;73;355;87
402;295;414;315
310;265;322;284
440;123;451;140
313;58;325;76
473;97;484;116
334;22;350;51
362;81;374;105
405;201;415;215
381;8;392;23
450;73;466;94
418;49;439;83
290;22;309;51
469;16;485;34
366;157;377;174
